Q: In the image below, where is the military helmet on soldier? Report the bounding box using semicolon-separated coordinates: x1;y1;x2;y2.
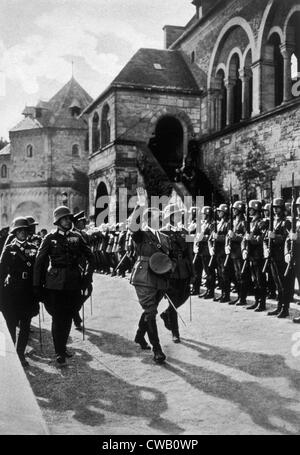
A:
10;217;30;233
248;200;262;211
233;201;245;213
217;203;229;213
273;198;284;208
296;197;300;206
53;206;74;225
26;216;38;226
263;203;271;212
201;206;213;215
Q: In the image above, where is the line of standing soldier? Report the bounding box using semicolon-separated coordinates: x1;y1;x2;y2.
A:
193;196;300;320
0;207;94;367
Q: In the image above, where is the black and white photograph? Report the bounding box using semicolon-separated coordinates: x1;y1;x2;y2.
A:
0;0;300;439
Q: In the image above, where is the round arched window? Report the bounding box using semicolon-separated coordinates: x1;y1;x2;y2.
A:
1;165;7;178
26;144;33;158
72;144;80;157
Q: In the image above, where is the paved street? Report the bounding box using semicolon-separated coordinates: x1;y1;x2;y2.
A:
25;274;300;435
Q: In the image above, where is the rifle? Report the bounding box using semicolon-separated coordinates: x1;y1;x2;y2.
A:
224;184;233;269
262;179;274;274
208;192;217;269
241;188;250;275
284;173;297;277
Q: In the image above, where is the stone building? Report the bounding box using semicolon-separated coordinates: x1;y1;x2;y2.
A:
0;77;92;230
85;0;300;222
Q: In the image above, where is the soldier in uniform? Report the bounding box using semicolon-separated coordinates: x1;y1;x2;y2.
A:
33;206;94;365
197;206;215;299
242;200;267;312
0;217;39;367
226;201;248;306
209;204;231;302
266;198;291;318
160;205;194;343
291;197;300;323
129;201;171;364
262;203;277;300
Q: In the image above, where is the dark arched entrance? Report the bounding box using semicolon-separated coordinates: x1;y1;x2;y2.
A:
95;182;108;225
148;116;184;180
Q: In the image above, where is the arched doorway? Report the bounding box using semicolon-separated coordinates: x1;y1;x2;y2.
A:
148;116;184;181
95;182;109;225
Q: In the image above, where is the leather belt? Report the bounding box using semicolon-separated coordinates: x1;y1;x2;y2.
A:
137;256;150;261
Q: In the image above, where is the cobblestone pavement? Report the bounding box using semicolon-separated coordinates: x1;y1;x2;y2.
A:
25;274;300;435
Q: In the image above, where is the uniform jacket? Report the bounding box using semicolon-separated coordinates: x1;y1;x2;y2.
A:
229;216;246;259
268;216;291;261
196;220;214;256
130;228;171;289
0;239;38;314
243;215;264;260
33;229;94;291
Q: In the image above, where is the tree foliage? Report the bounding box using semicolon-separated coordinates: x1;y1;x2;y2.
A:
0;138;8;151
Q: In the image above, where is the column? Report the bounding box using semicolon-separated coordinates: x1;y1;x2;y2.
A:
251;60;262;116
280;43;295;104
239;68;251;120
224;78;235;126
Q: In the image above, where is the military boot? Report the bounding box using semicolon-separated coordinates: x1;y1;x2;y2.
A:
134;314;151;350
277;301;289;319
160;309;172;331
267;301;282;316
146;317;166;364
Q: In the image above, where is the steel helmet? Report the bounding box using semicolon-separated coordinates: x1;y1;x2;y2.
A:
201;206;212;215
273;198;285;208
233;201;245;212
217;204;229;213
248;200;262;211
296;197;300;206
25;216;39;226
10;217;30;234
263;203;271;212
53;206;74;225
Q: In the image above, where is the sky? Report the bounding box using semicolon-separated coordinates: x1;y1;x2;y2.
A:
0;0;195;140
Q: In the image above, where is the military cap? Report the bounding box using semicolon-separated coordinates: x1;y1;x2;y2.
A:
53;206;74;225
248;200;262;211
273;198;284;208
73;210;85;221
149;252;173;275
10;217;30;233
233;201;245;212
25;216;39;226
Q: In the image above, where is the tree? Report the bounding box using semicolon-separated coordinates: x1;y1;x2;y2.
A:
232;138;278;200
0;138;8;151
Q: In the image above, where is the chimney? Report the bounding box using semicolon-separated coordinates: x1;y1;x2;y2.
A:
191;0;203;19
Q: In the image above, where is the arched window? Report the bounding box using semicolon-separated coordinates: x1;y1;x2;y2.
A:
1;165;7;178
215;69;227;130
101;104;111;148
92;112;100;153
26;144;33;158
291;53;298;80
72;144;80;157
191;51;195;63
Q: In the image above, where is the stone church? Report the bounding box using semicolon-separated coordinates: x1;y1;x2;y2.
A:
0;77;92;230
84;0;300;223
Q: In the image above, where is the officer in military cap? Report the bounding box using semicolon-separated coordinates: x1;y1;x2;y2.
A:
0;217;39;367
267;198;292;318
160;204;194;343
197;206;215;299
209;203;231;302
129;196;171;364
72;211;92;331
33;206;94;365
227;201;248;306
242;200;267;311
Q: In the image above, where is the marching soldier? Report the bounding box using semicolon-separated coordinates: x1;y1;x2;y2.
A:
266;198;292;318
242;200;267;312
197;206;215;299
0;217;39;367
33;206;94;365
129;199;172;364
209;204;231;303
160;205;194;343
226;201;248;306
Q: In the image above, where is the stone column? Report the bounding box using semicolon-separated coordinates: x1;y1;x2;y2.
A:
251;60;262;116
280;43;295;104
224;78;235;126
239;68;252;120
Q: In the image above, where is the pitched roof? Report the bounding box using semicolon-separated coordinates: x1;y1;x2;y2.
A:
112;48;201;93
83;48;203;114
10;77;92;132
0;143;11;156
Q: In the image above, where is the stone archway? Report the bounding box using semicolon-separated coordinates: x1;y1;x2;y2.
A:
13;201;42;223
148;115;184;181
95;181;109;226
